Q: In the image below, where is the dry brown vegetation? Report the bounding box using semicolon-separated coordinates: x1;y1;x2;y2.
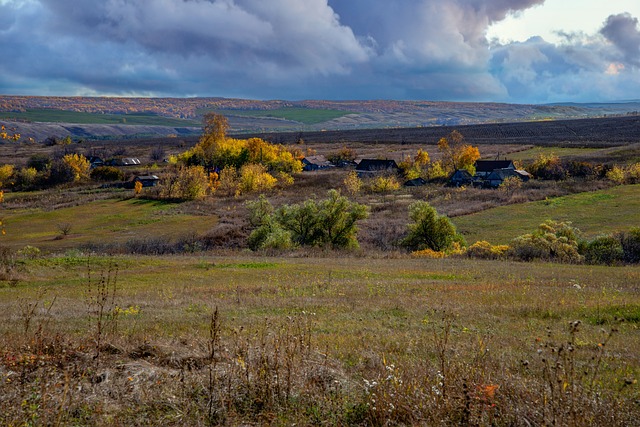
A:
0;256;638;426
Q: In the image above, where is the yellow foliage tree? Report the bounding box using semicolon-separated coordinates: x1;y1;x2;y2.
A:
399;148;431;180
343;171;363;195
437;130;480;174
62;154;90;182
160;165;209;200
0;164;15;189
237;164;277;195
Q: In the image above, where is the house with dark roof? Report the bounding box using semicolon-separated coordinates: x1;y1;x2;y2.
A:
355;159;400;177
107;157;142;166
123;174;159;189
484;168;531;188
302;156;333;171
86;156;104;168
474;160;515;178
449;169;474;187
135;175;160;187
404;177;427;187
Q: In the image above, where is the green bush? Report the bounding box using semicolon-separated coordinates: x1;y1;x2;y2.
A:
620;228;640;263
583;235;624;265
510;220;582;263
402;201;465;252
247;190;368;250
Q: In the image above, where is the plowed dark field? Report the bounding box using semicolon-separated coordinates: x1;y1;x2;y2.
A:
245;115;640;147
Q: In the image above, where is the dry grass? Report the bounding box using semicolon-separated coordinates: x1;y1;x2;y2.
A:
1;255;638;425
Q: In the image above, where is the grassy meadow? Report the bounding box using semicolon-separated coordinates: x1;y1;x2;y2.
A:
455;184;640;244
4;195;218;252
220;107;352;125
1;254;638;425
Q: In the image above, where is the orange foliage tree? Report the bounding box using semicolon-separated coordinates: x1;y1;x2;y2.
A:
437;130;480;174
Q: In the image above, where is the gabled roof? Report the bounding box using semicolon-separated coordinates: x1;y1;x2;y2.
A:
404;177;427;187
486;168;520;180
475;160;514;173
356;159;399;171
302;156;331;166
451;169;473;179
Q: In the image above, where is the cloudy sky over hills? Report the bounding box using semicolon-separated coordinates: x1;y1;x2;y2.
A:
1;0;639;103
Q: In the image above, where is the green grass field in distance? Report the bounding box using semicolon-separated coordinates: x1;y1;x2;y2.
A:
507;147;601;163
217;107;353;125
454;184;640;245
0;109;199;126
5;197;218;252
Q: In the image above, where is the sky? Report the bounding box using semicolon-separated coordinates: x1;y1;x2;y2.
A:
1;0;640;104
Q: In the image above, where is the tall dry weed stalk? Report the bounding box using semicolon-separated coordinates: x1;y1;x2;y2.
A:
85;260;119;361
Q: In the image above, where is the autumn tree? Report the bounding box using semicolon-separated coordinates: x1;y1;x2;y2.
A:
0;164;14;189
160;165;209;201
62;153;91;182
437;130;480;174
0;125;20;142
399;148;430;179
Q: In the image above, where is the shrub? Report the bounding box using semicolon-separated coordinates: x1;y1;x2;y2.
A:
367;174;401;193
606;166;625;184
411;248;447;258
217;166;239;196
565;161;597;179
466;241;510;260
527;153;567;180
16;245;41;259
13;167;38;190
90;166;125;182
619;227;640;263
247;190;368;250
583;235;624;265
343;171;363;195
0;164;14;189
510;220;582;263
237;164;277;195
160;165;209;200
499;176;522;196
26;154;51;172
625;162;640;184
402;201;465;252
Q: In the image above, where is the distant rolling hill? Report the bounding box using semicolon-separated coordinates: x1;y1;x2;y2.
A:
0;96;639;141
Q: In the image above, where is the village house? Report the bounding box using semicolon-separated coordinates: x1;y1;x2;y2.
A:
355;159;400;177
474;160;515;178
483;168;531;188
449;169;474;187
301;155;333;171
106;157;141;166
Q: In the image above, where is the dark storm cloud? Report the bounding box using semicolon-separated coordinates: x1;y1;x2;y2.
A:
1;0;639;102
601;13;640;66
